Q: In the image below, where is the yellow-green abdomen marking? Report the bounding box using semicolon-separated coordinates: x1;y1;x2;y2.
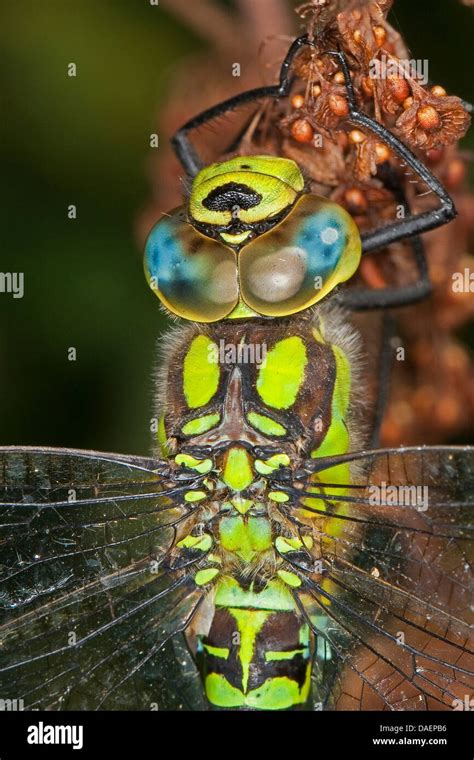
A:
198;577;313;710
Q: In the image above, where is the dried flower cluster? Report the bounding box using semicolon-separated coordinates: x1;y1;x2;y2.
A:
274;0;473;445
143;0;474;447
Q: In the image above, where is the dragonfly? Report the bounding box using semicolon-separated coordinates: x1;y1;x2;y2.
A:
0;36;472;712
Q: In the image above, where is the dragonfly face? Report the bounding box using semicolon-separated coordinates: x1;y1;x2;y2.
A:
144;156;362;321
1;41;473;712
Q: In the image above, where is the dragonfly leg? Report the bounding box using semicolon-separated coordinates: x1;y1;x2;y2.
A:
322;49;457;253
335;160;432;311
336;235;430;311
171;35;316;176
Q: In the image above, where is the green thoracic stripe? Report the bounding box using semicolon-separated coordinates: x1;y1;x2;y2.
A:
157;414;169;456
175;453;213;473
331;344;351;419
303;336;352;526
183;334;220;408
256;336;307;409
195;568;219;586
184;489;207;502
177;533;212;551
182;412;220;436
310;341;351;481
222;446;254;491
247;411;286;436
219;515;272;561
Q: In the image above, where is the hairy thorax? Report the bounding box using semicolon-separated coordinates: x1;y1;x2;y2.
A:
153;306;364;709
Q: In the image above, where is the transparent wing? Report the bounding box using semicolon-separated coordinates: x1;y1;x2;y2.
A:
0;447;205;710
278;446;474;710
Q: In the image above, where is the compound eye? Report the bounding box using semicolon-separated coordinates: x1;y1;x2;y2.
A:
239;195;361;317
144;208;239;322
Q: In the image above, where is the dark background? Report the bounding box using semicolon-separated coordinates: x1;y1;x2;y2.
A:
1;0;473;456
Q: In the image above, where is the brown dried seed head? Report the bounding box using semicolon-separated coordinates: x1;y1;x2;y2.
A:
291;94;305;109
431;85;447;97
328;93;349;117
291;118;314;143
387;75;410;103
312;84;321;97
334;71;345;84
416;104;441;130
361;76;374;96
344;187;368;212
374;142;391;163
372;25;387;47
349;129;365;144
353;29;362;43
403;96;414;110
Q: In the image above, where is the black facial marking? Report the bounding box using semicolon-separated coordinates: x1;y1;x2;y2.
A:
203;182;262;212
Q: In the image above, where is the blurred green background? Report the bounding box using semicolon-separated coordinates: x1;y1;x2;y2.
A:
1;0;473;456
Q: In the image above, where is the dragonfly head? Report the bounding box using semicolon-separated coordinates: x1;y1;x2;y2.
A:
188;155;305;247
144;155;361;322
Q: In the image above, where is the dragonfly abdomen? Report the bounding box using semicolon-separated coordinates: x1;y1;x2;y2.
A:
191;585;314;710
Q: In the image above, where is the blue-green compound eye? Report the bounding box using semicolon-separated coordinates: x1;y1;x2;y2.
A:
144;207;239;322
295;212;346;278
144;195;362;322
239;195;362;316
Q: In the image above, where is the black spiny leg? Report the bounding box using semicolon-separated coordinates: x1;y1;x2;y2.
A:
171;35;314;176
172;37;458;308
337;234;430;311
173;35;458;258
324;50;457;251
